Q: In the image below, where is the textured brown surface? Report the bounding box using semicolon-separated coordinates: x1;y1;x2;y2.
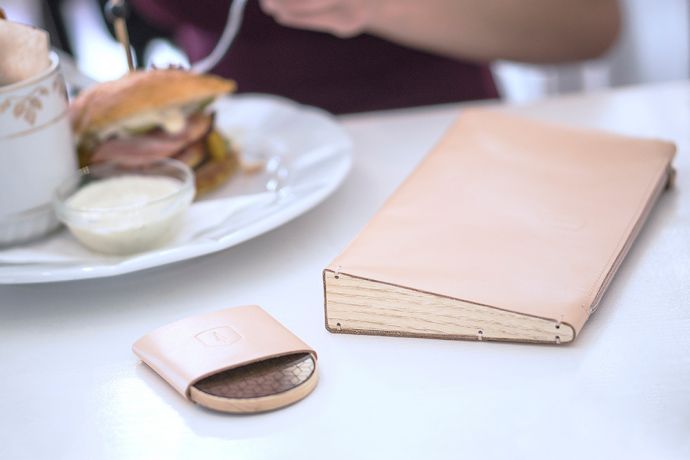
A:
193;353;315;399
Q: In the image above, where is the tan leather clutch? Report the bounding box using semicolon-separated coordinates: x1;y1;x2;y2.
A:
323;109;676;344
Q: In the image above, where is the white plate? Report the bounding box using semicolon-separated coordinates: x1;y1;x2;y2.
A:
0;94;352;284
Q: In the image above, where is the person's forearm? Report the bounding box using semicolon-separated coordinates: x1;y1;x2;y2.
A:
366;0;621;63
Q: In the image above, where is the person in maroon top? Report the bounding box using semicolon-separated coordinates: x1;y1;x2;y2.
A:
131;0;620;114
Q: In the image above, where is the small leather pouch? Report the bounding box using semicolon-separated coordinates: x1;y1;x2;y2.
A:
133;305;318;413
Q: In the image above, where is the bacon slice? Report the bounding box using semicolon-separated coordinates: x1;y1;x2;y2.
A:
90;114;213;165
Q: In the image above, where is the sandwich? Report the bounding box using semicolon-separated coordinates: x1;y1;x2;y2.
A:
70;69;239;196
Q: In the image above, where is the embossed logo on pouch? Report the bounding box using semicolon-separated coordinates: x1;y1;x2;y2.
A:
195;326;242;347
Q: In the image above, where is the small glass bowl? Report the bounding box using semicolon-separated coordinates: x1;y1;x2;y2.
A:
53;159;195;255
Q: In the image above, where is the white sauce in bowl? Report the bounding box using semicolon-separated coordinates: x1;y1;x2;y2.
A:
68;176;181;209
64;175;192;255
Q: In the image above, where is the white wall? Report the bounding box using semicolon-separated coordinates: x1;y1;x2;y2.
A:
494;0;689;102
609;0;689;85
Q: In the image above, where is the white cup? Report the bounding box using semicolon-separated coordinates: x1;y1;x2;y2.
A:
0;51;77;245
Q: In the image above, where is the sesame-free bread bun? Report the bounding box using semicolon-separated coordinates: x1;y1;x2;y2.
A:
71;69;236;137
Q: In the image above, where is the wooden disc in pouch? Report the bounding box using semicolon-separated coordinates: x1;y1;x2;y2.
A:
189;352;318;413
132;306;319;414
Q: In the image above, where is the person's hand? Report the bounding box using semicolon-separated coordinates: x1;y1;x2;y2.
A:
259;0;379;37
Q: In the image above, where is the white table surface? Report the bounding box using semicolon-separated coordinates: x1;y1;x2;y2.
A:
1;81;689;460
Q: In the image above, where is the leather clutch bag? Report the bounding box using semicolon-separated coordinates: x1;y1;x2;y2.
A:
323;109;676;344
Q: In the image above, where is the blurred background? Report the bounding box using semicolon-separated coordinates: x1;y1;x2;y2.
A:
2;0;689;103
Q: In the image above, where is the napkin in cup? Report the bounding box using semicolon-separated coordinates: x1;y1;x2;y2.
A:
0;15;50;86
